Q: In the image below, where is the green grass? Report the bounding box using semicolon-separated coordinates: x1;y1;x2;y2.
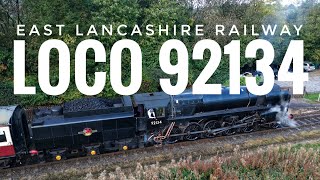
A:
304;93;320;102
292;141;320;150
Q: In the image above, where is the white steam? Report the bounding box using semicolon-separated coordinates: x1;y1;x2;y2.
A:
268;101;297;127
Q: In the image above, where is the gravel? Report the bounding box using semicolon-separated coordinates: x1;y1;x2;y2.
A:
289;98;320;108
275;70;320;93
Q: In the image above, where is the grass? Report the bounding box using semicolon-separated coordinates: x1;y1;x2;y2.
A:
41;140;320;180
36;129;320;180
304;93;320;102
107;142;320;180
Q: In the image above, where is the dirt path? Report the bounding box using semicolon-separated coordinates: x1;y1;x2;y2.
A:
311;69;320;77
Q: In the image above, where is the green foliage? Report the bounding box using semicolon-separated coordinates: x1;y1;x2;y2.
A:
0;0;319;106
302;4;320;63
87;0;194;96
304;93;320;102
223;76;263;87
0;48;13;76
0;83;18;106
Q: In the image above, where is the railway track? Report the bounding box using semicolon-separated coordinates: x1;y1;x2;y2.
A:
2;112;320;179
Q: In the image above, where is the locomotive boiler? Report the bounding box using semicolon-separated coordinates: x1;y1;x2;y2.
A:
0;84;291;168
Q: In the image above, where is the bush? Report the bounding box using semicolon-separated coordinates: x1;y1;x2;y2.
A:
223;76;263;87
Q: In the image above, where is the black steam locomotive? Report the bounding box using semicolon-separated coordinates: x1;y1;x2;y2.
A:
0;84;291;168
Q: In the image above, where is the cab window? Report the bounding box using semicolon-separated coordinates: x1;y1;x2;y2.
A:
0;131;7;143
156;108;165;118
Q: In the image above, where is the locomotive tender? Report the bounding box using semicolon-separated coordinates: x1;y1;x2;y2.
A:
0;84;291;168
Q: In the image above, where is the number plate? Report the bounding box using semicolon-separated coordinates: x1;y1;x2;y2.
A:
151;120;162;126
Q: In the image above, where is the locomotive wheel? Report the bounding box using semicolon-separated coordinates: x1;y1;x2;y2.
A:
242;122;259;133
272;122;282;129
222;122;236;136
164;126;182;144
203;120;222;138
184;123;202;141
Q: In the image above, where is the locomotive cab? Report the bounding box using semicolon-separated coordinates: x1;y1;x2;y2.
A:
133;92;170;130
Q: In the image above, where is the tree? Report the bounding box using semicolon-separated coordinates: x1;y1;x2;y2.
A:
301;4;320;63
0;0;22;76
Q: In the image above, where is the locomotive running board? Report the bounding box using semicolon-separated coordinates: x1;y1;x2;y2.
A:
168;106;271;121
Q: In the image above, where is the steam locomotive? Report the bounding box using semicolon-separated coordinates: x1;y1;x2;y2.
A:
0;84;291;168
